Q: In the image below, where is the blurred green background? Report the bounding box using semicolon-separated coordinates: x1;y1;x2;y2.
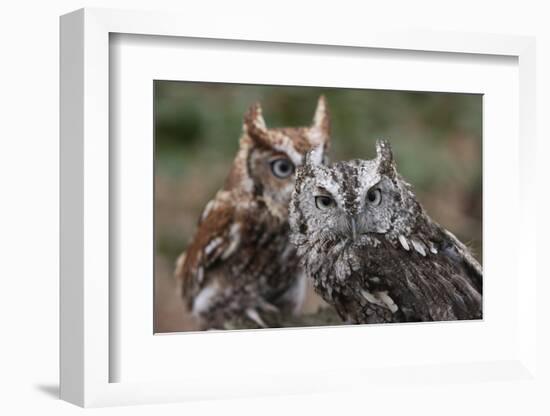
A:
154;81;482;332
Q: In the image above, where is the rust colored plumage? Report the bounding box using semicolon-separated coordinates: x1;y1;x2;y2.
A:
175;96;331;329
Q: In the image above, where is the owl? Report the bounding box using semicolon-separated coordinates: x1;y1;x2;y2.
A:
289;139;482;324
175;96;331;329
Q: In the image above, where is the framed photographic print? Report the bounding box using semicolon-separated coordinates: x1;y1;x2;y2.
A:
60;7;537;407
153;81;483;333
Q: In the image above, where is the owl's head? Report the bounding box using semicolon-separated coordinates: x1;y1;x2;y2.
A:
290;140;421;247
227;96;331;219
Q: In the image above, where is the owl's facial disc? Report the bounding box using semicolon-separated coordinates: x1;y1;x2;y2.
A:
310;186;360;241
358;178;397;236
310;174;393;242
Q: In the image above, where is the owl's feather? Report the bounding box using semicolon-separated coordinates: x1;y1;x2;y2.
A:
175;97;331;329
289;139;482;324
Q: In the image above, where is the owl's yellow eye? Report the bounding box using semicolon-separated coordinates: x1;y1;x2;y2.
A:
366;187;382;206
270;158;295;179
315;195;335;210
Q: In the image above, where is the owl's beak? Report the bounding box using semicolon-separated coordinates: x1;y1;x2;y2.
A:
349;217;358;241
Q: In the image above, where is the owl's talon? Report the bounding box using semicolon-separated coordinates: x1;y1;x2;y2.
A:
245;308;268;328
258;300;279;314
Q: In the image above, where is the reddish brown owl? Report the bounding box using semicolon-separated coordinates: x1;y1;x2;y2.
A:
175;97;331;329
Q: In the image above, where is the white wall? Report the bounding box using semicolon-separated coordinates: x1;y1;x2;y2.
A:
0;0;548;414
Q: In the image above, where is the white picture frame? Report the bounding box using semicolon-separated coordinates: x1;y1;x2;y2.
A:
60;7;537;407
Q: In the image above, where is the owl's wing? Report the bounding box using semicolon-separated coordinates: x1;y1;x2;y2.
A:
441;229;483;292
175;200;242;308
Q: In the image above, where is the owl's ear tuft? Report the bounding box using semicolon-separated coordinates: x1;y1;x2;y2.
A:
310;95;331;146
304;145;324;169
243;102;270;146
375;139;396;177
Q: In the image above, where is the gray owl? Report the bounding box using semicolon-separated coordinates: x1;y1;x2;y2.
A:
175;97;331;330
289;140;482;324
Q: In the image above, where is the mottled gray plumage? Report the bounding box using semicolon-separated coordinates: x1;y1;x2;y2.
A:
289;140;482;324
